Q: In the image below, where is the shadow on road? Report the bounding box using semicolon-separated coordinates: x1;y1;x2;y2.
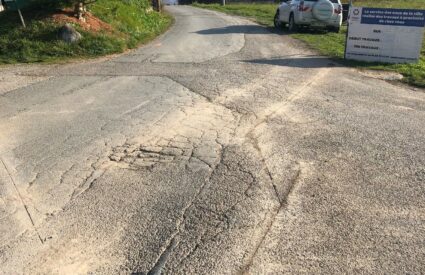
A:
195;24;335;36
243;57;340;68
195;24;275;35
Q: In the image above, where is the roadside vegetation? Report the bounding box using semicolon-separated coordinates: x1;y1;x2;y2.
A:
0;0;172;64
193;0;425;87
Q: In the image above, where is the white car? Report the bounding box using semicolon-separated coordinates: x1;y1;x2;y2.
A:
274;0;343;32
163;0;178;5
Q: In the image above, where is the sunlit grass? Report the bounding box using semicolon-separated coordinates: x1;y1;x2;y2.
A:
0;0;172;64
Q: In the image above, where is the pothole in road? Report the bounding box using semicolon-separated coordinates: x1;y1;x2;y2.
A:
108;141;218;171
109;144;190;168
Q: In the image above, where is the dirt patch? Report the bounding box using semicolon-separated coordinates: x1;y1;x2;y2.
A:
358;69;404;81
51;9;114;33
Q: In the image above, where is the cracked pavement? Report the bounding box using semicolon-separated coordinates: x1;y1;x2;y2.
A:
1;5;425;274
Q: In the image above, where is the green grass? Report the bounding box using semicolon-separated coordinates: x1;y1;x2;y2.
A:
90;0;172;48
193;3;276;26
193;1;425;87
0;0;172;64
342;0;425;9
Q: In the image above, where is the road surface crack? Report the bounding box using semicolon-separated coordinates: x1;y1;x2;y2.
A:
240;168;301;275
70;168;107;200
0;158;44;244
145;176;212;275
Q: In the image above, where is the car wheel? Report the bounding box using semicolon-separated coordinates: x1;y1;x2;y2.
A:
288;14;297;32
274;11;283;29
332;26;340;33
327;26;340;33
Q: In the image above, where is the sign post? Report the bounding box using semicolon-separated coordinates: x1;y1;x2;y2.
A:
345;6;425;63
343;0;353;60
3;0;27;27
17;9;26;28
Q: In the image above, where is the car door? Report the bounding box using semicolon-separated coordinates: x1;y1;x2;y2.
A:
279;0;291;22
283;0;301;22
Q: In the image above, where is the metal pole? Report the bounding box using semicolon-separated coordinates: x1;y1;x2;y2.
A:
13;0;26;28
344;0;353;59
17;9;25;28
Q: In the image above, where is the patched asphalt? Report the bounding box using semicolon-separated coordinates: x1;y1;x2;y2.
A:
0;5;424;274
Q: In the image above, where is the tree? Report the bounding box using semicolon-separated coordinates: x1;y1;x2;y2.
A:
73;0;96;21
31;0;97;21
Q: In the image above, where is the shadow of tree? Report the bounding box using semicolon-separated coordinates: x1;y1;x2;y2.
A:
195;24;275;35
244;57;339;68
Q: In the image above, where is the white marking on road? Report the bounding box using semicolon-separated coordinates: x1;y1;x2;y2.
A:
121;100;151;116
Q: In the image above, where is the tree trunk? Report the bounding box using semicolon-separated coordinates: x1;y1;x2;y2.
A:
74;1;86;22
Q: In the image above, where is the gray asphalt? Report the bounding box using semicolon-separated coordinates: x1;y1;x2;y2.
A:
0;5;424;274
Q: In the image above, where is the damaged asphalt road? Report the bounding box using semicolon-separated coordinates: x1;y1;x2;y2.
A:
1;6;424;274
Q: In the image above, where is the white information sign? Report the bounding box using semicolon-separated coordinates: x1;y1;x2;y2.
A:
345;7;425;63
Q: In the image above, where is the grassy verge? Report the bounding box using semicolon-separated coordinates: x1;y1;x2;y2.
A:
193;3;276;26
0;0;172;64
193;1;425;87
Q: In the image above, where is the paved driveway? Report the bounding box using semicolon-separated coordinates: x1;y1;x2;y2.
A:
0;6;424;274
